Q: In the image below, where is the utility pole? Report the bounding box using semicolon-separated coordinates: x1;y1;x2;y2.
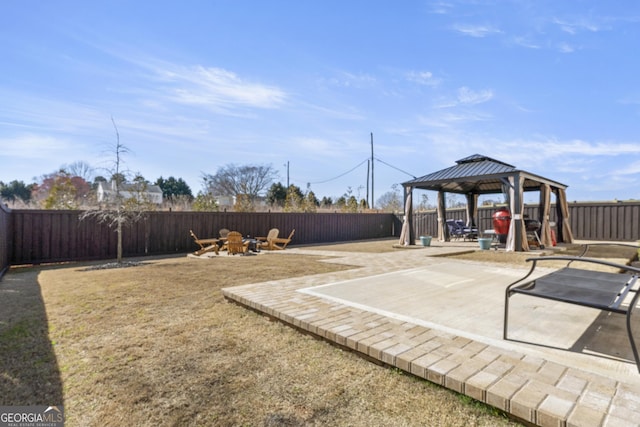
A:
370;132;374;209
285;161;290;187
366;159;370;208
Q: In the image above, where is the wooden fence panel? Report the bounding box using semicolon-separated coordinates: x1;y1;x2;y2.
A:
410;202;639;242
0;203;10;278
8;210;397;265
5;201;639;266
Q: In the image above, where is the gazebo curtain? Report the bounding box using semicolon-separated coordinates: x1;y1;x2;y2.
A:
556;188;574;243
506;177;516;251
506;176;529;251
399;187;413;246
437;191;448;241
465;193;478;228
518;176;530;251
539;184;553;248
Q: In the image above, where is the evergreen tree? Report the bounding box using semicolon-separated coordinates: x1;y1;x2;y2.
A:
302;190;319;212
0;180;34;204
266;182;287;207
155;176;193;201
284;184;304;212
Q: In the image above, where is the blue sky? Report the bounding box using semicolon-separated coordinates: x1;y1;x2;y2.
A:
2;0;640;204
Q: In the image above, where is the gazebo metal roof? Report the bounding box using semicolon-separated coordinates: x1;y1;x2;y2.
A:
399;154;573;251
402;154;567;194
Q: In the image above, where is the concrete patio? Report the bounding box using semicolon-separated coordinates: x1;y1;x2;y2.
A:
222;240;640;426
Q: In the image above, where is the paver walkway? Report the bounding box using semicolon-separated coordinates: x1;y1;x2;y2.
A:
222;243;640;427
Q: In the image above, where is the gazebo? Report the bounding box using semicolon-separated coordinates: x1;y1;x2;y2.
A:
400;154;574;251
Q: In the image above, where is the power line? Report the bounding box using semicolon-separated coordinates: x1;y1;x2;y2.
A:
307;158;369;184
294;155;415;189
374;157;417;179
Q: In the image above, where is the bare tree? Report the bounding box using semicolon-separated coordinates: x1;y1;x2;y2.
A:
36;170;91;209
376;185;403;213
65;161;95;182
202;164;277;211
80;117;154;264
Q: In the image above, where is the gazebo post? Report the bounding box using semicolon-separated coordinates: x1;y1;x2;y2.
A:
514;173;523;251
437;190;448;242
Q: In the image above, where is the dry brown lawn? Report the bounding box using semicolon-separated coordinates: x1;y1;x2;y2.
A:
446;242;639;272
0;240;527;427
1;240;637;426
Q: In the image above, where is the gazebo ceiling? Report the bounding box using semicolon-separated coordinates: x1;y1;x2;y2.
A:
402;154;567;194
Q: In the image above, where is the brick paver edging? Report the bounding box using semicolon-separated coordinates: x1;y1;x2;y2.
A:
222;249;640;427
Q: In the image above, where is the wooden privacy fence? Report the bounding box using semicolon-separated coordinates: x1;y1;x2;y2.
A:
5;210;400;266
411;201;640;242
1;201;638;272
0;203;10;277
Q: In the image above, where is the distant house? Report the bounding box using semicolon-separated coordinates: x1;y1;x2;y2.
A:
97;181;163;205
214;195;235;207
214;195;268;208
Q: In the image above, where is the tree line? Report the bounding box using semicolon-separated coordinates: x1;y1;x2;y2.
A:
0;162;412;213
1;118;421;213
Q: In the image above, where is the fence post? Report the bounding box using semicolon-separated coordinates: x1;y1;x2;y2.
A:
0;201;11;279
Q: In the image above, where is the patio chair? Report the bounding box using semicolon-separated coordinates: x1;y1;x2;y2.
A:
226;231;248;256
504;244;640;372
446;220;477;241
256;228;279;250
189;230;219;256
270;229;295;250
456;220;478;241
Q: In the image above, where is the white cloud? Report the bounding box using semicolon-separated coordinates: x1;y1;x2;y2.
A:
428;1;454;15
556;42;576;53
154;65;287;111
406;131;640;181
0;134;72;159
512;36;541;50
484;138;640;176
418;110;491;127
552;18;602;35
431;87;494;109
406;71;441;87
325;71;377;88
298;102;366;121
457;86;494;105
609;160;640;177
452;24;502;38
529;139;640;157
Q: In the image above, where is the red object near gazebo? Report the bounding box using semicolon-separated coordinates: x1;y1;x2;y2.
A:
492;208;511;243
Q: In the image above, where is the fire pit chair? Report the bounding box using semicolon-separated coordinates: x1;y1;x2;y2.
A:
504;244;640;372
189;230;219;256
226;231;249;256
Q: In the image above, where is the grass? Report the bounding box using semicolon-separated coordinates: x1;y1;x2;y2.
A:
0;240;527;427
446;242;639;272
2;240;637;426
